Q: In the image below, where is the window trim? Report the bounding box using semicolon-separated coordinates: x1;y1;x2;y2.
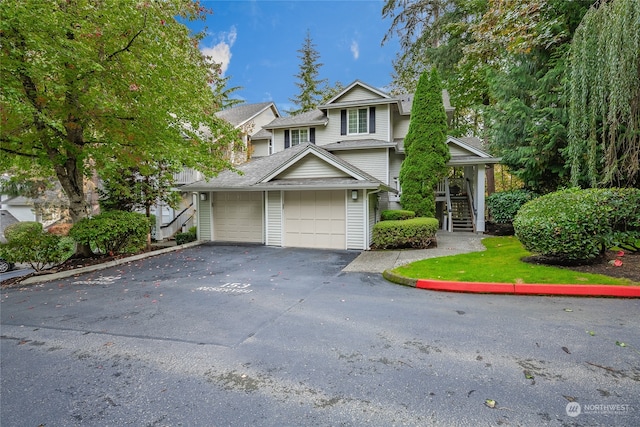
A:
290;128;310;146
346;107;373;135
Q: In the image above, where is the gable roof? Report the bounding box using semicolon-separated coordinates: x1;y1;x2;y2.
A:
215;102;279;128
263;109;328;130
322;80;391;106
446;136;501;165
182;143;393;192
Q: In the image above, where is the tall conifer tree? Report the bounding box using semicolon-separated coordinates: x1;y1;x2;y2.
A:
288;30;327;115
399;69;450;217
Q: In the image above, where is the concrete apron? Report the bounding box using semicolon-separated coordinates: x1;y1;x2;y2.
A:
342;232;485;274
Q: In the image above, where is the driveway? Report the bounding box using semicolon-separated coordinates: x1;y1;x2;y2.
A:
2;244;639;426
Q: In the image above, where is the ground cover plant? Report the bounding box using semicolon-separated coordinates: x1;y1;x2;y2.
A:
392;236;639;286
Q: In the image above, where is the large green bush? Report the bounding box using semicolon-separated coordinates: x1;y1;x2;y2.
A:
486;189;538;224
381;210;416;221
514;187;640;262
372;217;439;249
0;224;73;271
69;210;151;255
3;221;43;241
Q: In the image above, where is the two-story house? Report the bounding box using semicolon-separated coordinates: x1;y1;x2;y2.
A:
183;81;499;250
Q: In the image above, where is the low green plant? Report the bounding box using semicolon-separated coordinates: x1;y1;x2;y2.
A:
69;210;151;255
175;229;197;245
486;189;538;224
0;225;73;271
381;210;416;221
514;187;640;262
392;236;636;285
372;217;438;249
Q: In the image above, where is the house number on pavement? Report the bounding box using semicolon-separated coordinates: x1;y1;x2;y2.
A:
196;283;252;294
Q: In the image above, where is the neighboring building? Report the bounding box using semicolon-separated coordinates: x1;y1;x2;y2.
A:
156;102;281;240
184;81;500;250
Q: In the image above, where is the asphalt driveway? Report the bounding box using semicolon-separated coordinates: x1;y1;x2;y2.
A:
1;244;639;426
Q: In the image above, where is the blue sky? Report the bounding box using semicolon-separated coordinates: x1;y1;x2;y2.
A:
192;1;399;112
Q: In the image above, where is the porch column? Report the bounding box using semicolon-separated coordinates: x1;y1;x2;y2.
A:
476;166;486;233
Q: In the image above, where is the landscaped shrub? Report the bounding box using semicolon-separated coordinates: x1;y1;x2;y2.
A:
175;226;197;245
381;210;416;221
3;221;43;241
486;189;538;224
0;224;73;271
69;210;151;255
513;187;640;262
371;217;439;249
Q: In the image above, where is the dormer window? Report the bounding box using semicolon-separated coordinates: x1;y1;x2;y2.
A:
340;107;376;135
284;127;316;148
348;108;368;134
291;128;308;146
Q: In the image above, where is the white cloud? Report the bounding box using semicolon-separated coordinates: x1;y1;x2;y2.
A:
350;40;360;60
201;26;237;76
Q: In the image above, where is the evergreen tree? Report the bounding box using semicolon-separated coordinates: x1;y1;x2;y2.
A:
288;30;327;115
399;69;450;217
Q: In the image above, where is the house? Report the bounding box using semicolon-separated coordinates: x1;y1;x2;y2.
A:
183;81;500;250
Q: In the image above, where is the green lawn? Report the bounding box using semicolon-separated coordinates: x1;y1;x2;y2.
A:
392;236;639;286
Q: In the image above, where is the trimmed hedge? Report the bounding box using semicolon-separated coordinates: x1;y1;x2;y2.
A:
514;187;640;262
381;209;416;221
372;217;439;249
0;223;73;271
486;189;538;224
69;210;151;255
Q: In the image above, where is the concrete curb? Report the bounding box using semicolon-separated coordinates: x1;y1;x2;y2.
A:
414;279;640;298
18;241;203;285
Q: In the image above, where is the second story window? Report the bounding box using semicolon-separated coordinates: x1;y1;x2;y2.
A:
291;128;308;146
341;107;375;136
348;108;368;134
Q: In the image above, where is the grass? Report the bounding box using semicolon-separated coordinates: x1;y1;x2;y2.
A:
392;236;638;286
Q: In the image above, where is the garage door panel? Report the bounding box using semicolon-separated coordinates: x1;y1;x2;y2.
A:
284;190;346;249
213;192;263;243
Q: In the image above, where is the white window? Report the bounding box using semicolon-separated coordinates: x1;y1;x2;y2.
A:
291;128;308;146
268;138;273;155
348;108;368;134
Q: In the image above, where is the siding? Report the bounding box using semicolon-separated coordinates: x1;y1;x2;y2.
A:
449;144;473;157
198;192;212;240
336;86;383;103
346;190;365;249
392;112;410;140
266;191;282;246
334;149;389;183
276;154;351;179
251;139;269;157
315;105;390;146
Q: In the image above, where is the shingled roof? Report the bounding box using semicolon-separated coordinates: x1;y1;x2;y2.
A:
215;102;277;128
182;143;392;192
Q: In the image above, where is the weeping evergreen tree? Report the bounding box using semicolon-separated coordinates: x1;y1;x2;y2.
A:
567;0;640;188
399;69;450;217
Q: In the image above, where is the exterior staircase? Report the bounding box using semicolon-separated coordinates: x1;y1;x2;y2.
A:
450;196;475;232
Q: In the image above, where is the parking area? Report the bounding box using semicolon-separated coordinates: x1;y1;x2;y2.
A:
2;244;639;426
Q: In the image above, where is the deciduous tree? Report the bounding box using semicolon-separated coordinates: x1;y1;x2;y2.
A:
0;1;238;236
567;0;640;188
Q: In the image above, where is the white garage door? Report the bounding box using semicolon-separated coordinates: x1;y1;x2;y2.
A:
213;192;263;243
284;190;346;249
